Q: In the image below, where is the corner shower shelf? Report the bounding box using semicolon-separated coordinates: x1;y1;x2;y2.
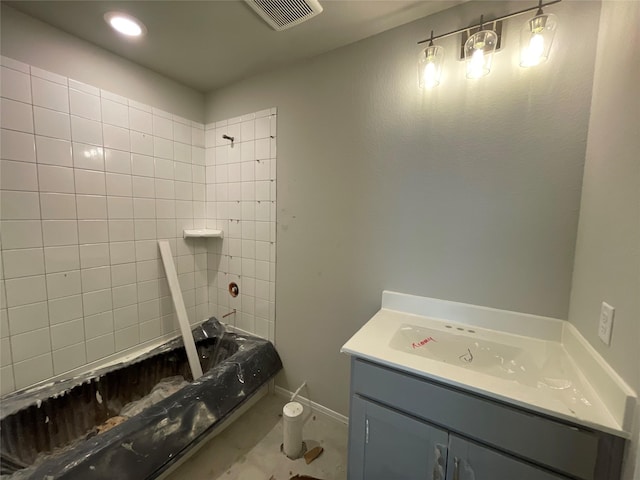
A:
183;229;224;239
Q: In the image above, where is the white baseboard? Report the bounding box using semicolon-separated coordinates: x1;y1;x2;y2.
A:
274;385;349;425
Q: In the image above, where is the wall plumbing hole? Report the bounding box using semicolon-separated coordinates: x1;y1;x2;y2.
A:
228;282;239;297
445;325;452;328
456;327;464;331
468;329;475;333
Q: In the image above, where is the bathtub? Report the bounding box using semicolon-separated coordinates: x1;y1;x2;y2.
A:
0;318;282;479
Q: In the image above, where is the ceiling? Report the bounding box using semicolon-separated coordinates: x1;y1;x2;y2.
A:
6;0;462;93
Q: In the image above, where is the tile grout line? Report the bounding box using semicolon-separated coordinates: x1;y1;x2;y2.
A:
50;68;82;376
30;65;54;385
79;76;93;364
102;93;117;358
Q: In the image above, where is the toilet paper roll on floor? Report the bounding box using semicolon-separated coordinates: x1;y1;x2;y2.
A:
283;401;304;458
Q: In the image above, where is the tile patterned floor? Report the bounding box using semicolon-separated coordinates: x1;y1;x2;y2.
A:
163;393;348;480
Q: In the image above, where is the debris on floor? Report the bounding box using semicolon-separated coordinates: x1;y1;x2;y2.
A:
267;475;325;480
303;446;323;465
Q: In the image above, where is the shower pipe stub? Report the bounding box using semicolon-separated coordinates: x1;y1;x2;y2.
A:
222;309;237;319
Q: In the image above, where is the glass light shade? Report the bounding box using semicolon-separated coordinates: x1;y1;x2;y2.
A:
464;29;498;79
520;13;557;67
418;45;444;89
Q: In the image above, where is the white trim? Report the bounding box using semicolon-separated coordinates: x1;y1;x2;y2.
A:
274;386;349;425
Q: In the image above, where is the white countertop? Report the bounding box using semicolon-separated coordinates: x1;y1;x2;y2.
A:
341;291;636;438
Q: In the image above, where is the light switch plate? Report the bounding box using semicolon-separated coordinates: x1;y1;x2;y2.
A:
598;302;615;346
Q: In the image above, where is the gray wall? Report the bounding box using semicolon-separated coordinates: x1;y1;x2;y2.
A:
567;2;640;478
205;1;601;415
0;5;204;122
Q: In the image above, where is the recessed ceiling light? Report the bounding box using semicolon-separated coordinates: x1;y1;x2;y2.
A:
104;12;146;37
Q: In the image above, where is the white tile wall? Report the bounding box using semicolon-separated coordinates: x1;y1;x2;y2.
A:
0;57;213;394
69;89;101;121
34;106;71;140
1;160;38;191
8;302;49;335
205;108;277;343
2;98;34;133
2;129;36;163
1;66;32;104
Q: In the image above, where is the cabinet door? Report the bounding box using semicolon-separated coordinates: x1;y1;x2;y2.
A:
445;435;569;480
348;395;449;480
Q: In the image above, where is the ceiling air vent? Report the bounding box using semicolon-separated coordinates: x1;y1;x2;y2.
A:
245;0;323;31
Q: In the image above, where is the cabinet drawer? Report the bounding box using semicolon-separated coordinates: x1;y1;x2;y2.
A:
351;358;623;480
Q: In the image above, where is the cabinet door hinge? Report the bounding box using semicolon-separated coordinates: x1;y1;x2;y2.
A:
365;418;369;444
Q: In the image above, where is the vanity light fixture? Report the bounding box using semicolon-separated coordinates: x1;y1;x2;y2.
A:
520;1;558;67
416;0;561;87
104;12;147;37
418;31;444;89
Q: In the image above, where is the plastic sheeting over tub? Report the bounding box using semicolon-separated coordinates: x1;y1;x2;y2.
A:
0;318;282;479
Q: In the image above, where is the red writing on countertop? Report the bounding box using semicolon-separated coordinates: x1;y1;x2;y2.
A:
412;336;436;349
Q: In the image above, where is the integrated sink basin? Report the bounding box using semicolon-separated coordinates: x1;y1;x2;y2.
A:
390;324;579;393
391;324;522;370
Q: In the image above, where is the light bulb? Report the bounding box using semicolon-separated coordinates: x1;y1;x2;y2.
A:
530;33;545;58
110;17;142;36
104;12;147;37
468;49;486;79
423;61;438;88
522;33;545;66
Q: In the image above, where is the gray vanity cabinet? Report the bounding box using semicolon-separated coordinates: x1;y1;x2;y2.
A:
349;395;448;480
347;358;626;480
348;395;565;480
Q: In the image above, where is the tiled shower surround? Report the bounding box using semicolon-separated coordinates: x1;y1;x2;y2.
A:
204;112;277;345
0;56;277;395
